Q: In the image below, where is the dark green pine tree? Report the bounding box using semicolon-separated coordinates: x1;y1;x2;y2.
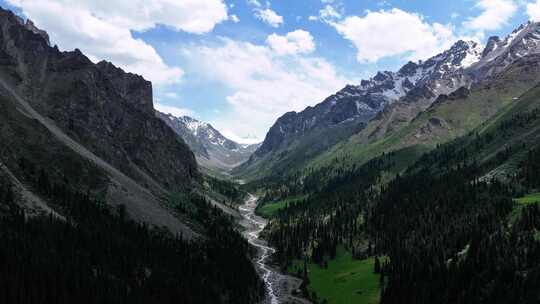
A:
374;256;381;274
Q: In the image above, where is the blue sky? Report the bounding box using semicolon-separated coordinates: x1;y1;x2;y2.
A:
2;0;539;143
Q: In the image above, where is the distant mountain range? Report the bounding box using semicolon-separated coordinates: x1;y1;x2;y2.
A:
157;112;260;172
235;21;540;181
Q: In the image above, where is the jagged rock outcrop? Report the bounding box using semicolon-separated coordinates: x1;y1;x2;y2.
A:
13;15;50;46
96;60;154;114
473;22;540;78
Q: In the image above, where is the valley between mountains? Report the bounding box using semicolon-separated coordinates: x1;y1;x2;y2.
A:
0;4;539;304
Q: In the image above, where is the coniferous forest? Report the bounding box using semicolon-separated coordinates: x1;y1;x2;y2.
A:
258;108;540;303
0;165;263;304
372;166;540;304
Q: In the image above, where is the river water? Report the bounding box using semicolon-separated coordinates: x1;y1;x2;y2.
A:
238;194;309;304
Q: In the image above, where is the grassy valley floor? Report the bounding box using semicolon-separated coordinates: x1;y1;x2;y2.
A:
289;247;380;304
516;192;540;204
255;195;307;218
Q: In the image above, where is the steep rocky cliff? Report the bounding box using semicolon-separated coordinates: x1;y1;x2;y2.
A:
0;8;197;236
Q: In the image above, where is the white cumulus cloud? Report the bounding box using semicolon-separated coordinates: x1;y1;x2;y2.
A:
309;4;342;23
154;103;195;118
163;92;179;99
319;5;342;22
247;0;283;27
266;30;316;55
255;8;284;27
7;0;230;86
247;0;262;7
527;0;540;21
464;0;517;32
181;38;349;139
230;14;240;23
331;8;457;62
218;129;262;145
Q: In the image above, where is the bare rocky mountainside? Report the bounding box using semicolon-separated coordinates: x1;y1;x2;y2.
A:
157;111;260;172
0;8;198;236
236;21;540;181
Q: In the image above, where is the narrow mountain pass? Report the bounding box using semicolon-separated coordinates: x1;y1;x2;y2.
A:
238;194;310;304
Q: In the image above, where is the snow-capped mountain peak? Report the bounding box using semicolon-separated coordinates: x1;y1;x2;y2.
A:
457;41;484;68
157;111;260;171
329;39;484;114
172;115;209;135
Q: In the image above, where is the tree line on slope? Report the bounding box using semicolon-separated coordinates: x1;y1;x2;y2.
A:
0;159;264;304
205;174;247;206
266;154;396;267
520;146;540;189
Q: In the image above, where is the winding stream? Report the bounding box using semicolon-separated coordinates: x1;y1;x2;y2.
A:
239;194;280;304
238;194;310;304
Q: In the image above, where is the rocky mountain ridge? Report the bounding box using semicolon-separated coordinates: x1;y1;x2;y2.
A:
252;39;484;158
0;8;197;236
237;21;540;180
473;22;540;77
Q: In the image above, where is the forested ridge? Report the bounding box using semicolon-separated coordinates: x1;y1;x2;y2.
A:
371;166;539;303
0;159;263;304
260;101;540;303
265;153;399;264
205;174;247;206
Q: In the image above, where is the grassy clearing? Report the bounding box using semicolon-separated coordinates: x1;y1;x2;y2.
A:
508;193;540;226
289;247;380;304
515;193;540;205
256;195;307;218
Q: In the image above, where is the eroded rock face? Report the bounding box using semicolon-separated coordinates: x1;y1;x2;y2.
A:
96;61;154;115
0;8;197;192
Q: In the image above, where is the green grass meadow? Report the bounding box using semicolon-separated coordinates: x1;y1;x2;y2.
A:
256;195;307;218
515;192;540;205
513;193;540;241
289;247;380;304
